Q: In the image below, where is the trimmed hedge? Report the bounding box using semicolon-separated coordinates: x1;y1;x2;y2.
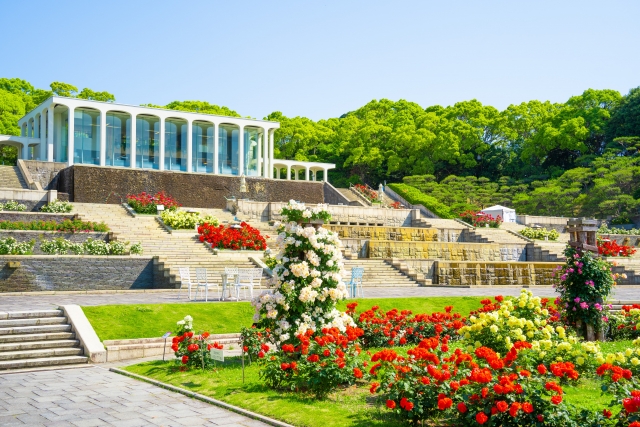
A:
387;183;454;219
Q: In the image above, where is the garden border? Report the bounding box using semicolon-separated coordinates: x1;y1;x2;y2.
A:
109;368;294;427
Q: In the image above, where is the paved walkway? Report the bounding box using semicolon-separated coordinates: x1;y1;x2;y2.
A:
2;287;640;312
0;366;269;427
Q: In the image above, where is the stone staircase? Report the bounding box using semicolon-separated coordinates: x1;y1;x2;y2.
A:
336;188;366;206
72;203;265;288
466;227;531;244
413;217;470;230
0;309;88;370
610;258;640;285
343;259;420;287
0;165;28;189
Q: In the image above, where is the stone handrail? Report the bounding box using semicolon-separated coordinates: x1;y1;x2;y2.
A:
383;186;439;219
322;182;352;205
17;159;43;190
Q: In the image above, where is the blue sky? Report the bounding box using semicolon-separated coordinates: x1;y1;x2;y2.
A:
2;0;639;120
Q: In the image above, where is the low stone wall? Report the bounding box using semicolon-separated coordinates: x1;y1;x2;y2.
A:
435;261;561;286
0;231;109;254
235;199;418;227
323;182;352;205
326;225;466;243
0;256;169;292
600;234;640;247
516;215;606;232
0;211;76;222
60;165;325;208
367;241;529;261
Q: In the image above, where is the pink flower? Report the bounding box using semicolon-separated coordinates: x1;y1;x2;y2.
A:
574;297;581;303
580;302;589;309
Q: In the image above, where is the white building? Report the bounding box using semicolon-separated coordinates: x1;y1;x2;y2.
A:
0;97;334;181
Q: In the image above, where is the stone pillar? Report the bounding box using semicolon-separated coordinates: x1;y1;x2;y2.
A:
186;119;193;172
39;112;46;160
21;143;30;160
323;168;329;182
238;125;245;176
99;110;107;166
262;128;269;178
305;167;310;181
276;167;281;179
286;166;291;180
67;107;74;166
213;123;219;174
159;117;165;171
47;108;54;162
130;114;137;168
257;129;263;177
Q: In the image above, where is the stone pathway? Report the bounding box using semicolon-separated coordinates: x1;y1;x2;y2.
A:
1;287;640;312
0;366;270;427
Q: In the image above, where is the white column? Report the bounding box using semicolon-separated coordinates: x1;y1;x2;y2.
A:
323;168;329;182
262;128;269;178
67;107;74;166
39;112;46;160
257;131;262;177
130;115;137;168
269;131;274;178
47;108;54;161
286;166;291;180
305;167;310;181
99;110;107;166
276;167;280;179
21;143;30;160
159;117;165;171
213;123;219;174
187;120;193;172
238;124;245;176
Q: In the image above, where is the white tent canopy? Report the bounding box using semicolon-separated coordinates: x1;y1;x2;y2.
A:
481;205;516;223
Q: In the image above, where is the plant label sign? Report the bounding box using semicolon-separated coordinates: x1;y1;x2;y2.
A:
162;332;172;339
210;348;224;362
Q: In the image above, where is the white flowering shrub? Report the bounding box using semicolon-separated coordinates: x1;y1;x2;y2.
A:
161;210;203;229
40;238;72;255
40;200;73;213
84;238;109;255
130;242;143;255
0;237;34;254
251;200;352;345
1;200;27;211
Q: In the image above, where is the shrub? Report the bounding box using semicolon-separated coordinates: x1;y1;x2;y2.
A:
387;183;454;218
130;242;143;255
198;222;266;251
278;200;332;223
84;238;109;255
258;327;366;398
171;315;223;370
109;241;127;255
201;214;219;226
161;210;201;230
598;225;640;235
0;219;108;232
40;238;72;255
459;210;502;228
127;191;180;214
40;200;72;213
1;200;27;211
520;227;560;240
0;237;34;255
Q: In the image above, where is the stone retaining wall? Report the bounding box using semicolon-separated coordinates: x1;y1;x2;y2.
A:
60;165;325;208
368;241;529;261
0;256;170;292
435;261;561;286
0;212;76;222
0;231;109;254
22;160;69;190
326;225;466;242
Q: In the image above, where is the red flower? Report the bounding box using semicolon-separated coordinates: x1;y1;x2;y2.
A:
457;402;467;413
509;402;521;417
476;412;489;424
400;397;414;411
537;364;547;375
181;355;189;364
496;401;508;412
307;354;320;363
437;397;453;410
257;351;265;358
386;400;396;409
551;395;562;405
353;368;363;379
370;382;380;394
522;402;534;413
602;409;612;418
537;414;544;422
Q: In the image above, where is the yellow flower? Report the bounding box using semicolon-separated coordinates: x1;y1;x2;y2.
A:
631;357;640;366
576;357;585;365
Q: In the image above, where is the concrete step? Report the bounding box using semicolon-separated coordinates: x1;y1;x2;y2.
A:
0;316;68;328
0;324;72;336
0;332;76;344
0;347;84;361
0;310;64;320
0;355;89;370
0;339;79;352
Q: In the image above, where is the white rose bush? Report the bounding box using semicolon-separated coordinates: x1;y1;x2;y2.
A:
251;200;352;345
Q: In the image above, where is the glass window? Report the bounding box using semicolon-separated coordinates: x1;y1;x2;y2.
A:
74;108;100;165
106;112;131;167
192;121;214;173
136;115;160;169
244;127;261;176
218;124;239;175
165;118;188;171
54;108;68;163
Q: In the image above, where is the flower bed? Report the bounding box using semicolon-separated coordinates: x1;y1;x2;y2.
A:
161;210;218;230
520;227;560;240
459;210;502;228
40;199;72;213
598;239;637;257
353;184;379;203
198;222;266;250
0;219;108;232
127;191;180;214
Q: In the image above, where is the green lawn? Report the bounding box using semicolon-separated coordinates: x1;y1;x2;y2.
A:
125;356;611;427
83;297;486;341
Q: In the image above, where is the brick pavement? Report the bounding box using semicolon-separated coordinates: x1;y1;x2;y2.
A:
1;286;640;313
0;366;270;427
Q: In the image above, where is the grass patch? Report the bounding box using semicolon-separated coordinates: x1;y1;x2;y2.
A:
83;297;486;341
126;357;612;427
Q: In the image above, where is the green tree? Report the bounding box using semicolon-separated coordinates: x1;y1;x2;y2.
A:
0;89;25;136
607;87;640;141
77;88;115;102
50;82;78;97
